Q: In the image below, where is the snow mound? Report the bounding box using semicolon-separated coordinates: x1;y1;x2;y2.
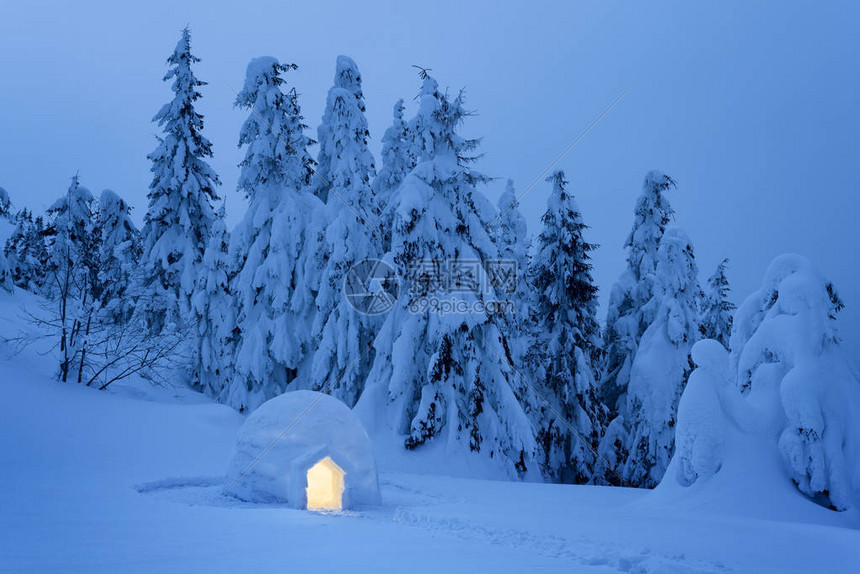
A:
660;254;860;514
225;390;381;509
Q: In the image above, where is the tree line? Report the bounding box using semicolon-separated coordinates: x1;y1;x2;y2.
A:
1;28;741;487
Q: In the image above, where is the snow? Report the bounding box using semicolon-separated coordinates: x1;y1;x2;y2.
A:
226;390;380;508
240;56;282;94
1;286;859;573
664;254;860;511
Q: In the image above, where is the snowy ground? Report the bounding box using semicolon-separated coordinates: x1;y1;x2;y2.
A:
1;291;858;573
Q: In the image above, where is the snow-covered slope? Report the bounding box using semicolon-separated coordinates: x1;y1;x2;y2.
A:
1;288;858;573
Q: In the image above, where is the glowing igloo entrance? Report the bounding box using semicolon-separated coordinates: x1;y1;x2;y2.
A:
305;457;345;511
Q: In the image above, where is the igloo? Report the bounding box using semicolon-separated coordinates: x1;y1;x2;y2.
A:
225;390;381;510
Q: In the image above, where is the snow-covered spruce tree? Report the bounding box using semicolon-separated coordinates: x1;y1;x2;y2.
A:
600;171;677;416
313;56;371;205
0;187;10;217
374;99;417;250
4;208;31;289
44;175;99;382
481;180;532;417
191;202;236;402
355;73;537;478
228;56;322;412
0;187;14;292
492;179;530;308
138;27;219;335
618;228;700;487
306;56;380;406
699;258;735;348
670;254;860;510
493;180;528;270
487;179;537;456
4;209;51;292
525;171;605;483
95;190;141;324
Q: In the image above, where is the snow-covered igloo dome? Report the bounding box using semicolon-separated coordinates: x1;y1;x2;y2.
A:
226;390;381;510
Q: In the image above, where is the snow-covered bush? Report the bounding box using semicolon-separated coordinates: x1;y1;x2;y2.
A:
670;254;860;510
671;338;730;487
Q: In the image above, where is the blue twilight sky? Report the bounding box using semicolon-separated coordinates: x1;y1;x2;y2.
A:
1;1;858;361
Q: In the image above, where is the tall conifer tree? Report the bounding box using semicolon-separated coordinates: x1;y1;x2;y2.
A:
139;27;219;334
308;56;380;406
600;171;676;415
374;99;417;250
699;258;735;347
357;73;537;478
228;56;322;411
191;203;235;402
619;229;700;487
527;171;605;482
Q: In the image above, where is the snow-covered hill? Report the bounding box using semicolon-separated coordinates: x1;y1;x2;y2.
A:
0;288;858;573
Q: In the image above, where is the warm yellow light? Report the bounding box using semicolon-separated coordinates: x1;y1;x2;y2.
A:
305;457;345;511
